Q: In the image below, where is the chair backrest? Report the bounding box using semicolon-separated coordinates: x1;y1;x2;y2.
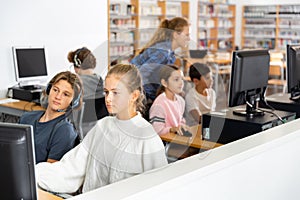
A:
82;97;108;123
69;102;85;142
269;65;282;77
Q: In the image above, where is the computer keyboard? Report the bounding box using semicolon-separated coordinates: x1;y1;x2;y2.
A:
0;98;20;104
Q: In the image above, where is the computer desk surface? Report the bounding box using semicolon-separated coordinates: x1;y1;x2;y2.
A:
0;98;44;117
159;125;222;150
38;189;63;200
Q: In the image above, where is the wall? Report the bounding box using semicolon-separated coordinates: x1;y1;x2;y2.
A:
0;0;108;98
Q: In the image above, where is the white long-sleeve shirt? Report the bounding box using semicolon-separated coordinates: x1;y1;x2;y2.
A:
36;114;167;193
185;87;216;126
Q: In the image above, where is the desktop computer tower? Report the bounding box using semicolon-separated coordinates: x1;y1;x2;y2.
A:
263;93;300;118
12;87;43;102
202;106;296;144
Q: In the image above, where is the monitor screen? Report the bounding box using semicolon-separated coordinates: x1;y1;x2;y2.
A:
12;46;48;87
228;49;270;117
0;122;37;200
287;44;300;101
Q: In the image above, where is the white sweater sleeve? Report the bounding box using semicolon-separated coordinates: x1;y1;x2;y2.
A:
36;143;89;193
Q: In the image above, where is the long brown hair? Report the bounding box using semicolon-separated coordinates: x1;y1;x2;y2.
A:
137;17;189;55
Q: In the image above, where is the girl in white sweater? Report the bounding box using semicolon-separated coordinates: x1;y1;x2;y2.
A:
36;64;168;194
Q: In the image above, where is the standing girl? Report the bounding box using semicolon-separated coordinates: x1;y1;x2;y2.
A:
149;64;187;135
36;64;167;194
130;17;190;101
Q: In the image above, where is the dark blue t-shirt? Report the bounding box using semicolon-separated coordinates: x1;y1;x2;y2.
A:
19;111;77;163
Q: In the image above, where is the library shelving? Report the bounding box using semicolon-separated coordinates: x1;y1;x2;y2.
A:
277;5;300;50
242;4;300;51
108;1;136;64
131;0;189;53
108;0;189;64
130;0;162;51
197;0;236;53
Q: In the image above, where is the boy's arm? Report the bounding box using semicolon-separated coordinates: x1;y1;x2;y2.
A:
189;109;202;124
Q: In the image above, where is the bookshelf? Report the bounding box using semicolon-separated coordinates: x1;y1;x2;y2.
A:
108;1;136;64
197;0;235;53
131;0;162;52
277;5;300;50
108;0;189;64
131;0;189;53
242;4;300;51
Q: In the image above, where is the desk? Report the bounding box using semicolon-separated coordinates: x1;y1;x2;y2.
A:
159;125;222;150
0;98;44;117
38;189;63;200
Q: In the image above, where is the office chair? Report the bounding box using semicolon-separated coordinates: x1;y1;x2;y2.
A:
80;97;108;138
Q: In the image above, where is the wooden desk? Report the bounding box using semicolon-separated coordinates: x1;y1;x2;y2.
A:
0;98;44;117
38;189;63;200
160;125;222;150
210;59;231;65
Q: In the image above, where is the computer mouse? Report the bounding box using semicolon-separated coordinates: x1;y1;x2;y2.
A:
181;128;193;137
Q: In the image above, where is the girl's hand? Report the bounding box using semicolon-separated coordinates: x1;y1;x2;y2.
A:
180;124;190;132
179;125;193;137
170;127;182;136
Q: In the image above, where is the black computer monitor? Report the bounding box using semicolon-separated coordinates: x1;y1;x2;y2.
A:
228;49;270;117
12;46;48;89
287;44;300;101
0;122;37;200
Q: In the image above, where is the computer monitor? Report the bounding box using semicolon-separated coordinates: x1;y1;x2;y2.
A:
228;49;270;117
12;46;48;89
189;49;208;59
0;122;37;200
287;44;300;101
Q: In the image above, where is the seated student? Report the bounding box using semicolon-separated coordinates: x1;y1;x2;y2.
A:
40;47;104;107
68;47;104;100
36;64;168;194
185;62;216;126
19;71;83;164
149;64;188;135
40;47;108;138
68;47;108;136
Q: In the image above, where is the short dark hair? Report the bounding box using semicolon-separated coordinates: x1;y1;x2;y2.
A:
189;62;210;80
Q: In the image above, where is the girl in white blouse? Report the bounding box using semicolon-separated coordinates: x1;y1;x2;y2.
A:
36;64;167;194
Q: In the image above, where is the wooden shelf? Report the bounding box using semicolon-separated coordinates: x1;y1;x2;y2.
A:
197;0;236;53
242;4;300;51
108;0;189;65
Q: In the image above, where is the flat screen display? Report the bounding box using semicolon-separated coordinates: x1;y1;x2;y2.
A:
12;46;48;85
0;122;37;199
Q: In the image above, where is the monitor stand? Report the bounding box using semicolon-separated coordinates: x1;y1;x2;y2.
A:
232;108;264;118
232;99;264;118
